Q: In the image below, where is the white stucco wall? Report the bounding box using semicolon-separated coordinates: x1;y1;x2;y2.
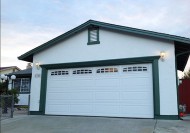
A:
15;94;30;105
30;29;178;115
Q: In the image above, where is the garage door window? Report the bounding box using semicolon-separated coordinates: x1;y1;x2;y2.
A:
73;69;92;74
97;68;118;73
51;70;69;76
123;66;147;72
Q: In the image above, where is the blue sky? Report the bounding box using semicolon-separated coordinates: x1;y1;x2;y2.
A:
1;0;190;76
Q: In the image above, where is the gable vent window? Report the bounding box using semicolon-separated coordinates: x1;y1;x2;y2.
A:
51;70;69;76
97;68;118;73
73;69;92;75
123;66;148;72
88;27;100;45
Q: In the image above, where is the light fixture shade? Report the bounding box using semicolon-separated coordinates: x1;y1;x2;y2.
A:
35;62;40;70
1;74;5;79
160;51;166;61
11;75;16;80
4;76;8;80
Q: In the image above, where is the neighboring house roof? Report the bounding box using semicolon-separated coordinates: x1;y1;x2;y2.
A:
18;20;190;71
0;66;21;72
7;68;32;77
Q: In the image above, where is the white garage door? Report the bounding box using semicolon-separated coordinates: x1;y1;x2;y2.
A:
45;64;154;118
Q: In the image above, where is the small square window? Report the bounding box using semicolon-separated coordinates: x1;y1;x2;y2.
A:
88;27;100;45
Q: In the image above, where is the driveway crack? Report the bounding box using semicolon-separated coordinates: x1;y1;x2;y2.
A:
153;119;158;133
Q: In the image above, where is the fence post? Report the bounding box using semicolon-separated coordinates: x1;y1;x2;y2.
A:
11;95;14;118
0;95;2;118
28;94;30;115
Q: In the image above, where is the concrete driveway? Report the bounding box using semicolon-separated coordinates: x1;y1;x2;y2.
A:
1;115;190;133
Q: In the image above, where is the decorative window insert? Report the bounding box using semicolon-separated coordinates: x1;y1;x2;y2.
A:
13;78;30;93
73;69;92;74
123;66;148;72
97;68;118;73
51;70;69;76
88;27;100;45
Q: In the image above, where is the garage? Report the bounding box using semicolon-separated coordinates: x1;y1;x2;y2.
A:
45;63;154;118
18;20;189;119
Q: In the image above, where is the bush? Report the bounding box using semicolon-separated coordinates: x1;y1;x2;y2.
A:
0;82;19;104
7;89;20;104
0;82;7;94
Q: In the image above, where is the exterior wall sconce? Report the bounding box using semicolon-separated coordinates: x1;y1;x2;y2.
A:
160;51;166;61
35;62;40;70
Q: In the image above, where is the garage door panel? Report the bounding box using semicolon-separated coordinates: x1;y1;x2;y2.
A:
46;105;70;113
47;92;93;100
120;92;152;100
45;64;153;118
47;99;94;105
92;87;119;92
94;79;119;87
120;78;150;86
48;80;95;88
119;99;152;106
47;81;71;88
48;87;93;93
69;79;95;87
119;87;152;92
70;105;93;113
120;105;153;115
94;92;120;100
93;105;120;114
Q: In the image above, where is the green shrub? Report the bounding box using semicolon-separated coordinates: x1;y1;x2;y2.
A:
7;89;19;104
0;82;7;94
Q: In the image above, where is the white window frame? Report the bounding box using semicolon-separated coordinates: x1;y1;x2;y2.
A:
13;78;31;94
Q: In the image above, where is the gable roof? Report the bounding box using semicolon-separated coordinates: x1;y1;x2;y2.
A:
7;68;32;77
18;20;190;71
0;66;21;71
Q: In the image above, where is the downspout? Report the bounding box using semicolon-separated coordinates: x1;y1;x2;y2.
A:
175;51;190;119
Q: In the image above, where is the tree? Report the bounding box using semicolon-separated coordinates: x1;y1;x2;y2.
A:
0;81;19;114
0;82;19;104
182;69;190;79
0;82;7;94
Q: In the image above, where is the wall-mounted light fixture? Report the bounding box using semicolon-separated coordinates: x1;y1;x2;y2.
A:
160;51;166;61
35;62;40;70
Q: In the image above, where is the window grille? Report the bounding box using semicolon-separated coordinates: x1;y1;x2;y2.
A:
51;70;69;76
73;69;92;74
97;68;118;73
13;78;30;93
123;66;148;72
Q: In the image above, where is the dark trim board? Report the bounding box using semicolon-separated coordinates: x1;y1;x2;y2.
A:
40;56;160;69
37;56;162;119
29;111;43;115
155;115;179;120
19;92;30;94
39;68;48;114
152;59;160;116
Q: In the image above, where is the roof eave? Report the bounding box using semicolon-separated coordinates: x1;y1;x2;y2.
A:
18;20;190;62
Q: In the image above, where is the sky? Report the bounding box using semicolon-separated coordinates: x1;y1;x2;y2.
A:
1;0;190;77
